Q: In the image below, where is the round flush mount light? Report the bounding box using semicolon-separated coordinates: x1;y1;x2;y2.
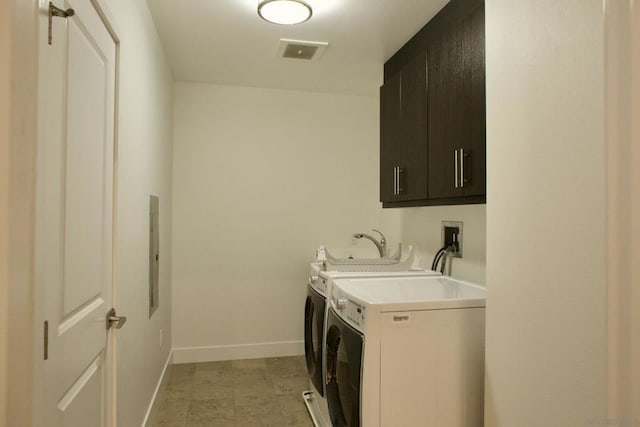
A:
258;0;312;25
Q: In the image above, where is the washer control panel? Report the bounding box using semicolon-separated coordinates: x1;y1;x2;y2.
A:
308;262;326;294
309;275;327;295
317;277;327;294
332;287;366;329
345;300;365;327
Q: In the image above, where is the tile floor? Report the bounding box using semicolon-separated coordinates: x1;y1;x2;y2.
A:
148;356;314;427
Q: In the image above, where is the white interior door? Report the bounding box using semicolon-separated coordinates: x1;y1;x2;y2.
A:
35;0;117;425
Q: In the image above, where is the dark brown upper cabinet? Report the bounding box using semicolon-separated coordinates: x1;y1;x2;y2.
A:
427;4;485;200
380;53;428;203
380;0;486;208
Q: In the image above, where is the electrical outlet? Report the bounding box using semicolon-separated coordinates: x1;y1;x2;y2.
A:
441;221;463;258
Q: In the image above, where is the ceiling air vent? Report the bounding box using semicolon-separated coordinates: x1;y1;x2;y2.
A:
277;39;328;61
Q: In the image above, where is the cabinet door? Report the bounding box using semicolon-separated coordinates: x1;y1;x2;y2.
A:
427;5;485;199
399;52;429;201
380;72;401;202
459;6;486;197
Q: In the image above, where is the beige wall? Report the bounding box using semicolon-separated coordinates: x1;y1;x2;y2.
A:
485;0;607;425
395;204;486;284
106;1;174;425
631;4;640;418
605;0;640;420
0;2;10;424
171;82;402;361
2;0;38;426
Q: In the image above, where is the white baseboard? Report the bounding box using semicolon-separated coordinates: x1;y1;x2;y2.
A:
141;350;173;427
172;340;304;364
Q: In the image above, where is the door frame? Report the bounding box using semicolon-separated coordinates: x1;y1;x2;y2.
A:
604;0;640;423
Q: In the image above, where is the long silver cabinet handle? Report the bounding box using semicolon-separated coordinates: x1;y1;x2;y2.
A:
394;166;398;195
454;150;459;188
396;166;400;195
460;148;465;188
393;167;397;195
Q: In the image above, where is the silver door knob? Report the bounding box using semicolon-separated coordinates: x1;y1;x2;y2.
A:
106;308;127;330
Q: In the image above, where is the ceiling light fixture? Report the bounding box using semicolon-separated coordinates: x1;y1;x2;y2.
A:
258;0;312;25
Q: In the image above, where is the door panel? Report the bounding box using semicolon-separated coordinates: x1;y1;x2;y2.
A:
36;0;117;425
57;355;103;426
380;54;429;203
459;5;486;197
399;52;428;201
428;5;485;199
379;73;401;202
427;16;463;199
63;16;109;314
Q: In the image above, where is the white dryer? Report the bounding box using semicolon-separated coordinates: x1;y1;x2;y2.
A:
303;261;440;427
326;276;486;427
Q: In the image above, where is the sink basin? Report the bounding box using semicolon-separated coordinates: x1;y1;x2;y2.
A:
320;245;416;272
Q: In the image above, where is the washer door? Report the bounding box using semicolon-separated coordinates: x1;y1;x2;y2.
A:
326;307;364;427
304;283;326;396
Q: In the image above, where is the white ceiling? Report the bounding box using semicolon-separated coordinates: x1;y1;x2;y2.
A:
146;0;450;96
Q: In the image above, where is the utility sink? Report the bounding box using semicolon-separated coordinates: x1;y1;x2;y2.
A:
317;245;416;272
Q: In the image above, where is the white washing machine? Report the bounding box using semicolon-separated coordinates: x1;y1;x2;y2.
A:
303;257;440;427
325;275;486;427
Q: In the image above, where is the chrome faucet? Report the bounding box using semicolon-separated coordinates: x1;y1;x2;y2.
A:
353;229;387;258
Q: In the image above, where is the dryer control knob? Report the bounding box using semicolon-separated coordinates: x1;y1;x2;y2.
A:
336;298;348;310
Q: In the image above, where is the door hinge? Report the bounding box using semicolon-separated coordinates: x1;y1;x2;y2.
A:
48;2;75;45
44;321;49;360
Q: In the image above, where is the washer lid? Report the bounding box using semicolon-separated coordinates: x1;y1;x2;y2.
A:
333;276;486;311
